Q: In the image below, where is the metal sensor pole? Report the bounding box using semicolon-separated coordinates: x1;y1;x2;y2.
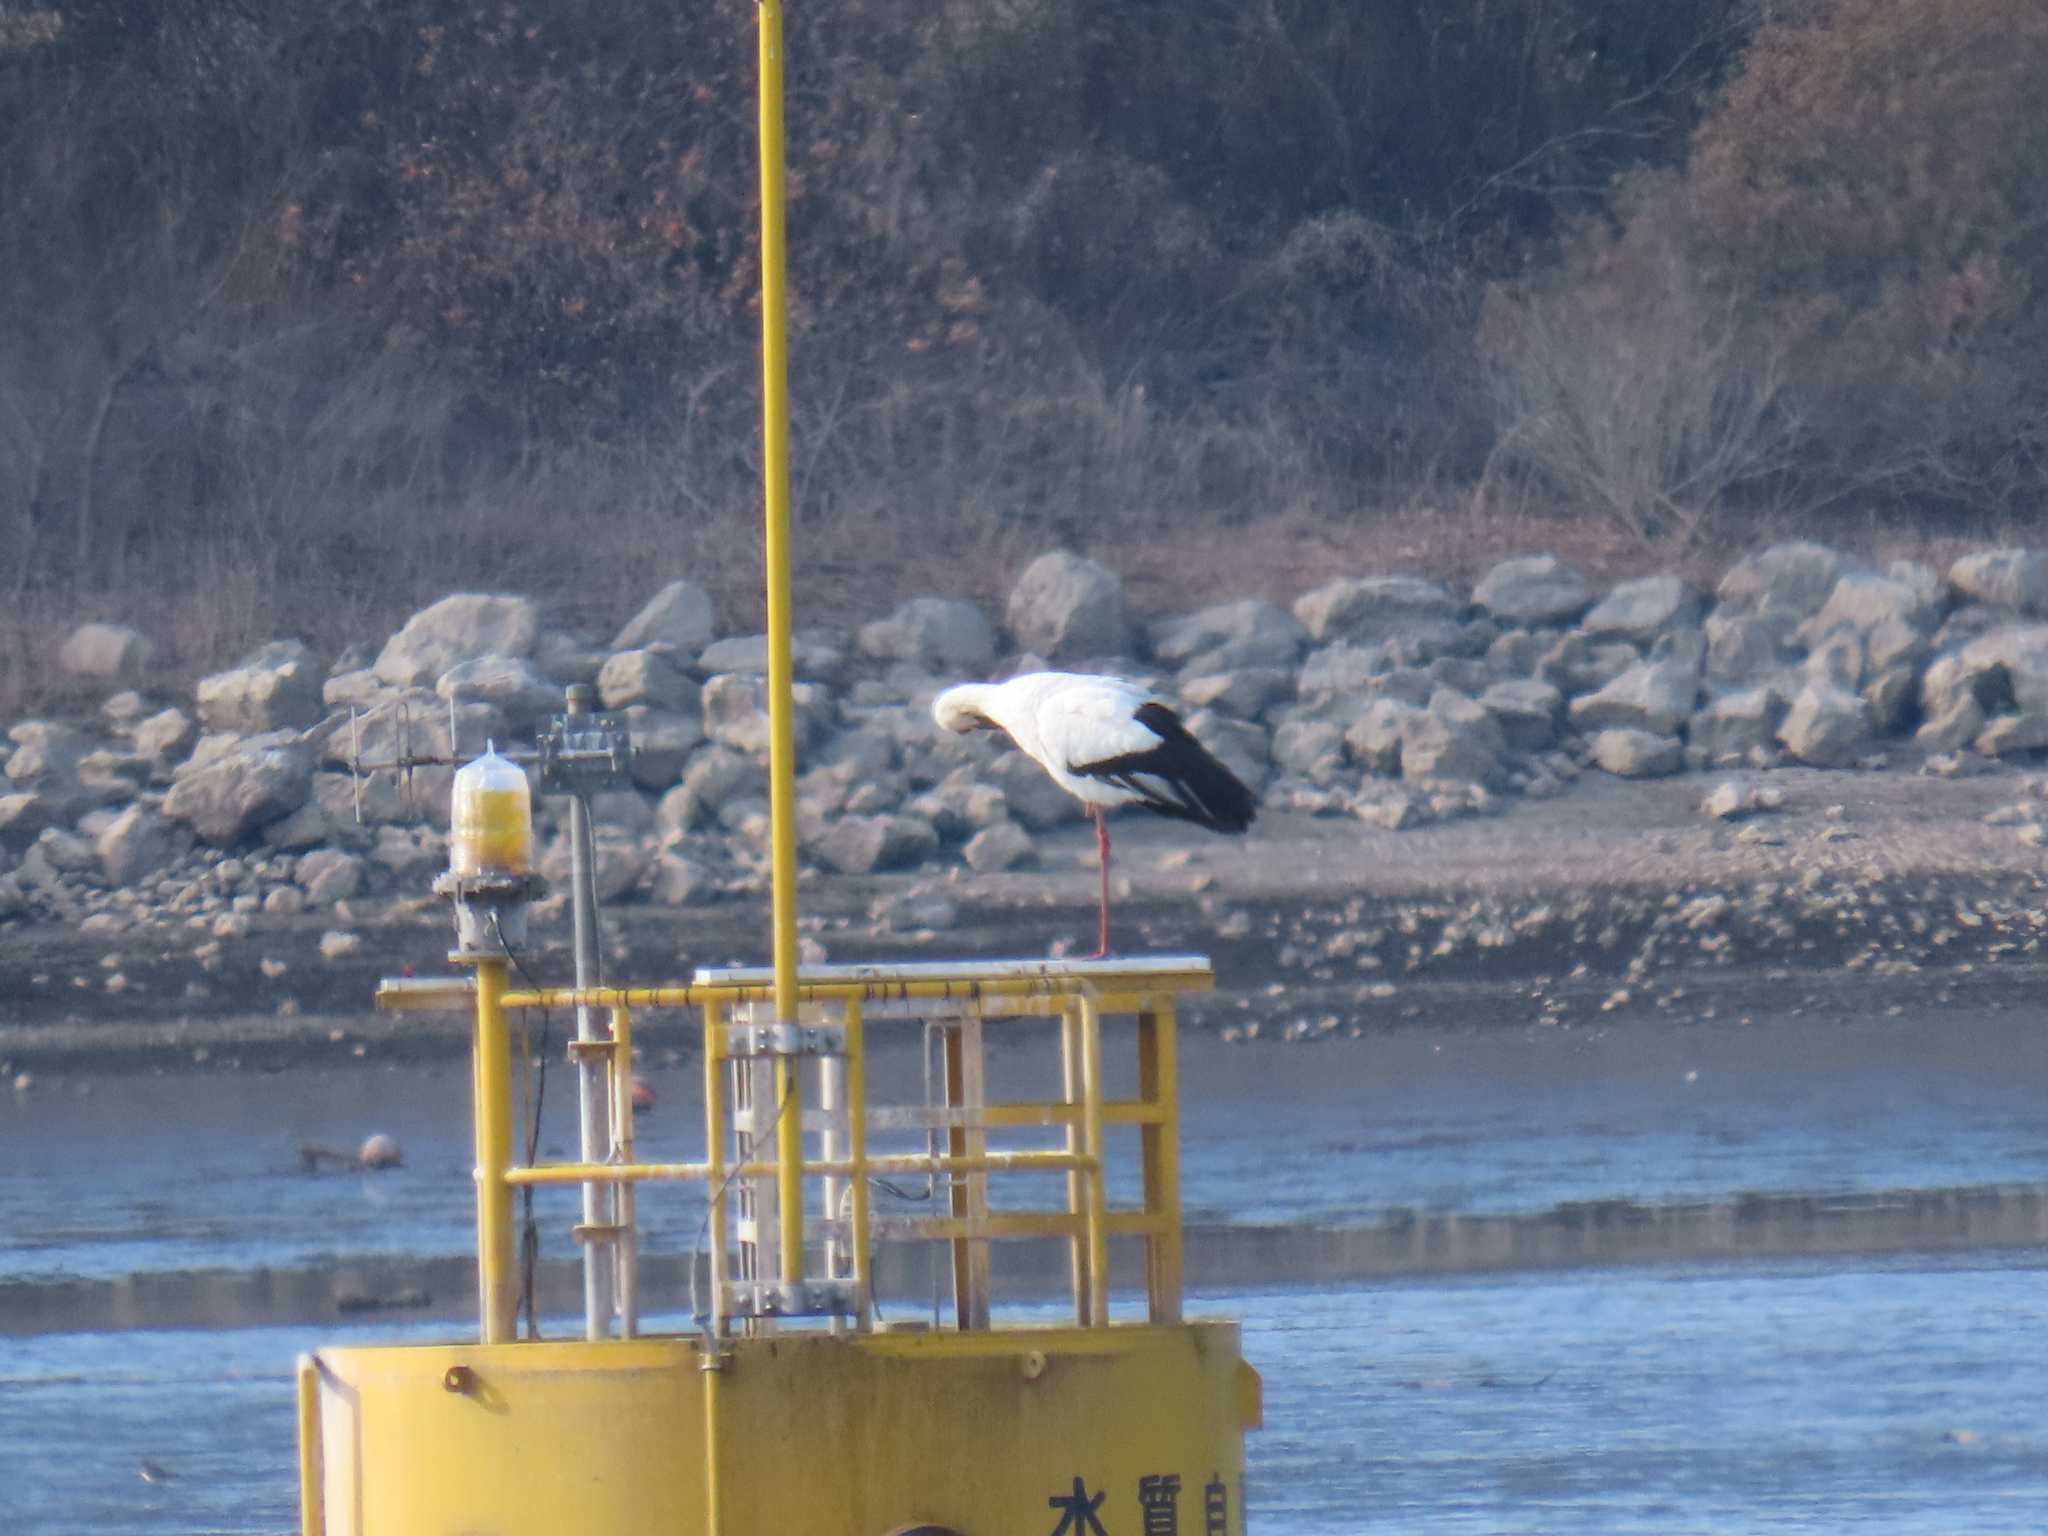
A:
566;684;614;1339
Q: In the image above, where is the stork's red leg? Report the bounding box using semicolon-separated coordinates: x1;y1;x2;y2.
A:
1091;805;1113;959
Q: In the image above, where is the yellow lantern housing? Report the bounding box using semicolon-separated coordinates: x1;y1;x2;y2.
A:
450;744;534;879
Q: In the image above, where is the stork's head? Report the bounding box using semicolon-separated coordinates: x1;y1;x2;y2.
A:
932;683;998;734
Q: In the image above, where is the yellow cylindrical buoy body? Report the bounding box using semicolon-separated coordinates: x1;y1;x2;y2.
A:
449;746;533;878
302;1327;1260;1536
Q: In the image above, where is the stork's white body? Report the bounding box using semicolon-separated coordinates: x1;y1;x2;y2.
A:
937;673;1162;812
933;671;1257;955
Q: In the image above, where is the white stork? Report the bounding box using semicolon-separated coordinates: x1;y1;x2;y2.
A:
933;671;1257;956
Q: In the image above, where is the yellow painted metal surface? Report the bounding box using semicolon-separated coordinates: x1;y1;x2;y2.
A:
296;1356;323;1536
473;958;517;1344
754;0;801;1034
306;1325;1257;1536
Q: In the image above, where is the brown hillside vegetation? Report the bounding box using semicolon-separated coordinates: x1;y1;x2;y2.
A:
2;0;2044;710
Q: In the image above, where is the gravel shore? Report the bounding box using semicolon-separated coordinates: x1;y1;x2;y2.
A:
6;764;2045;1074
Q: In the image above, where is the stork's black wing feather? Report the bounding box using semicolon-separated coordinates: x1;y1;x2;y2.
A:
1072;701;1257;833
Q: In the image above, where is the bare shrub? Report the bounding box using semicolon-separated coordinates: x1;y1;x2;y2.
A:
1629;0;2048;514
1479;174;1803;546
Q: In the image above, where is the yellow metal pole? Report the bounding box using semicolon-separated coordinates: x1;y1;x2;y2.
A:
1060;1003;1087;1323
1138;1001;1184;1324
473;958;518;1344
295;1356;324;1536
1078;994;1110;1327
775;1053;805;1288
702;1360;726;1536
756;0;800;1034
845;998;872;1327
611;1004;639;1337
701;1002;729;1536
756;0;806;1299
704;1000;730;1333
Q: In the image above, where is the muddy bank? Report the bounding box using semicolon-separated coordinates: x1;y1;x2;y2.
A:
4;767;2046;1073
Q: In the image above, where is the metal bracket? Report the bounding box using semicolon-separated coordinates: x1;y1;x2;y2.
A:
727;1021;842;1058
433;870;547;958
720;1279;858;1319
536;710;633;795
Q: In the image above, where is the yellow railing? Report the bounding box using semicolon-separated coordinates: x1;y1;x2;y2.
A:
378;957;1210;1345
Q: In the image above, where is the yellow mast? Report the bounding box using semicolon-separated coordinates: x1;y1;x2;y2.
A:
754;0;806;1284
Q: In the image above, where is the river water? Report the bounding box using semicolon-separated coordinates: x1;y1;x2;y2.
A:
4;1007;2048;1532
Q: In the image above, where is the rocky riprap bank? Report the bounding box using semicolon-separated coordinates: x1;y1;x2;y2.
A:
8;541;2048;947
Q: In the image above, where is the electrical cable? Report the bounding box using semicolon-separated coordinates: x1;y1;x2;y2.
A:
688;1072;797;1349
491;908;553;1340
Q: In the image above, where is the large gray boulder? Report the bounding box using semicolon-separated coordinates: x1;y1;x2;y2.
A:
1567;660;1699;738
1921;625;2048;724
963;820;1035;872
623;706;706;790
1589;729;1683;778
661;748;764;834
4;722;88;794
1705;609;1802;682
532;627;607;687
701;674;831;757
1778;683;1874;766
974;753;1073;835
1716;541;1845;617
613;580;715;654
96;803;189;887
1863;665;1919;736
375;594;542;687
814;813;940;875
437;654;562;729
1581;576;1702;643
1151;599;1306;675
1344;698;1416;776
1481;679;1563;752
540;828;646;903
645;848;714;907
323;668;385;710
1296;643;1385;701
296;847;366;905
59;622;153;687
1914;693;1987;756
163;740;314;845
597;648;701;713
1471;556;1592;628
77;748;148;804
1977;712;2048;757
1948;549;2048;615
1292;576;1462;649
1802;571;1941;668
197;641;325;734
1178;668;1294;719
1535;634;1639;697
1692;686;1787;761
909;768;1008;840
1005;552;1133;659
1400;689;1505;786
0;793;58;852
1270;719;1345;778
694;631;847;682
132;708;196;777
857;597;998;671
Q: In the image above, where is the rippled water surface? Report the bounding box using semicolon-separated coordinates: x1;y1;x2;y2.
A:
8;1010;2048;1282
6;1255;2047;1535
5;1008;2048;1532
